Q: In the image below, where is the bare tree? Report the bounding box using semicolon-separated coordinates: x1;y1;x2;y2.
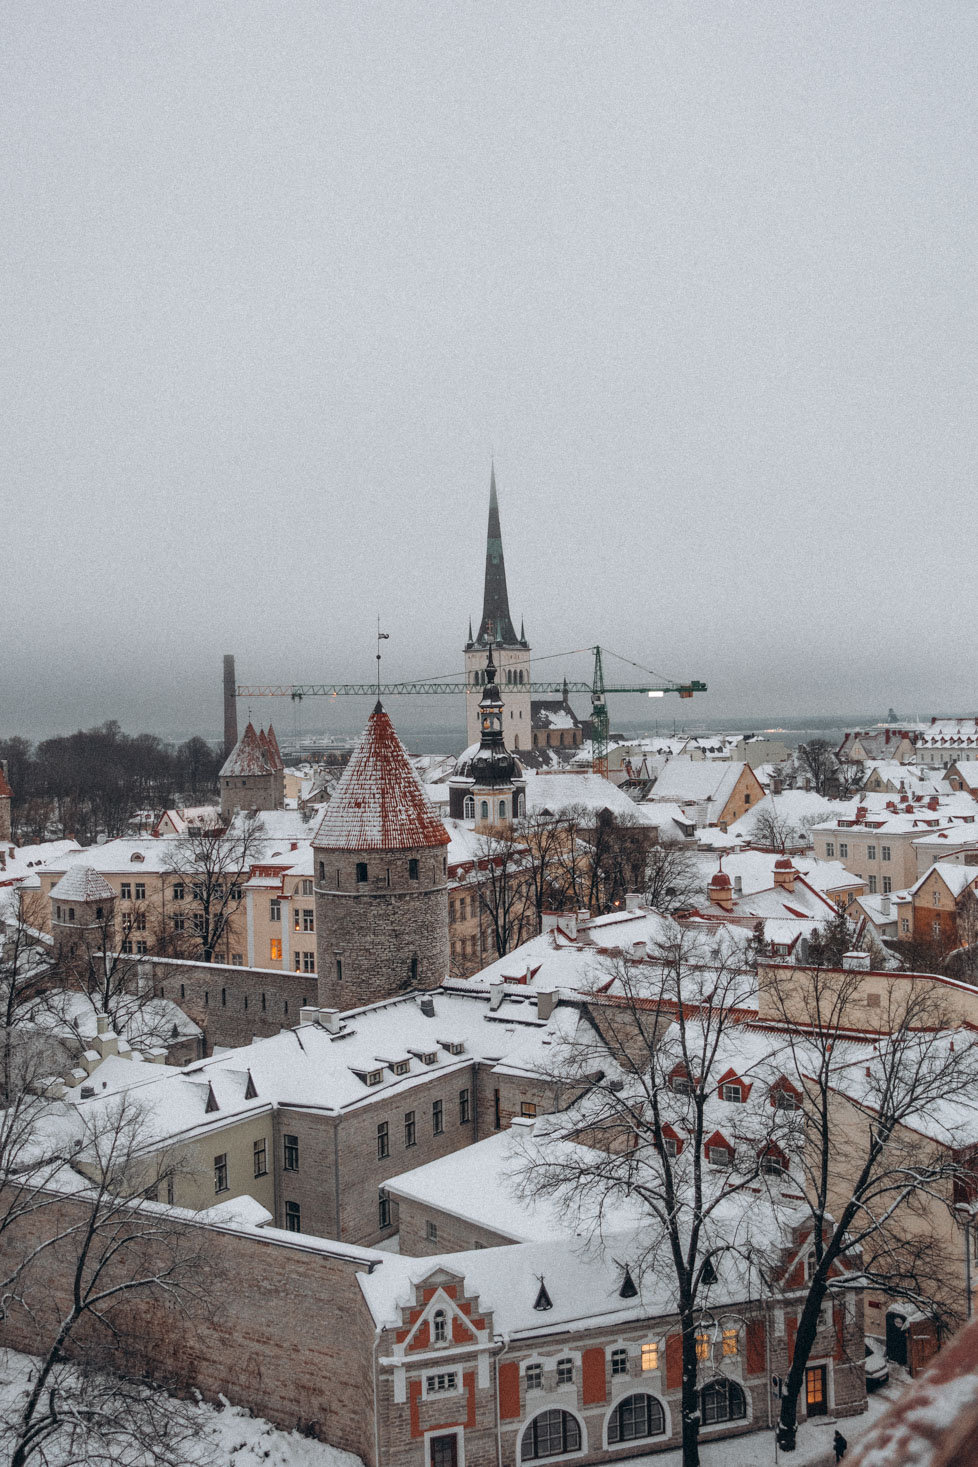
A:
749;806;800;853
759;963;978;1450
797;740;837;797
162;812;266;963
0;1093;215;1467
518;934;792;1467
474;829;535;961
834;756;865;799
642;840;700;912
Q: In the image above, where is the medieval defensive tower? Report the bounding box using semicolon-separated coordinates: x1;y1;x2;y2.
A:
464;467;531;750
312;702;450;1010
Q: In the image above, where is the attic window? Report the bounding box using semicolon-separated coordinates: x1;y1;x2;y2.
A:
442;1041;465;1056
670;1073;693;1095
365;1069;384;1086
130;852;145;862
391;1060;411;1076
204;1085;219;1114
244;1071;258;1100
721;1083;744;1104
420;1051;437;1065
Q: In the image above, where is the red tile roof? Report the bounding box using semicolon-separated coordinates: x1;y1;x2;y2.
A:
220;722;273;779
311;703;450;852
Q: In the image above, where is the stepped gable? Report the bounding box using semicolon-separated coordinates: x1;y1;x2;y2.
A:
49;866;115;903
265;724;284;770
219;722;271;778
311;702;450;852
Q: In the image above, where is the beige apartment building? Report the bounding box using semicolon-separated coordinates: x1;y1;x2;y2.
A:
811;804;977;896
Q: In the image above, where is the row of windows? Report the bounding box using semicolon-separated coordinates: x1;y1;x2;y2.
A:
670;1073;800;1109
825;841;891;862
471;668;527;686
316;859;444;886
214;1134;296;1193
461;794;524;821
518;1383;745;1461
376;1091;470;1158
866;875;893;894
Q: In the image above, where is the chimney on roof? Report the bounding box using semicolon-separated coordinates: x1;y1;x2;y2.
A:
95;1013;110;1037
300;1005;319;1026
319;1008;342;1034
537;990;556;1021
541;912;559;934
773;858;797;892
631;940;646;961
560;912;578;941
625;892;642;912
418;995;435;1018
880;895;891;917
489;981;505;1011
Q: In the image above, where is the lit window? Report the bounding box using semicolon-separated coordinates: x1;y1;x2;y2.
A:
641;1342;659;1371
270;938;282;961
695;1333;710;1361
722;1328;739;1357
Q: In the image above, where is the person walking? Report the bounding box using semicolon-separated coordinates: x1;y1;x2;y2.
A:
833;1428;848;1461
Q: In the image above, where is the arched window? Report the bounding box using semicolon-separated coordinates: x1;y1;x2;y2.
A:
498;800;507;819
432;1308;447;1343
463;795;475;820
607;1394;666;1444
700;1379;746;1426
519;669;524;684
521;1410;582;1461
517;793;525;816
480;801;489;820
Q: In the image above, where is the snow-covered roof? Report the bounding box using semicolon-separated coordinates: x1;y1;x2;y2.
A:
918;718;978;748
645;757;747;807
48;866;116;903
908;862;978;901
53;989;584;1148
522;771;658;824
220;722;276;779
311;704;449;852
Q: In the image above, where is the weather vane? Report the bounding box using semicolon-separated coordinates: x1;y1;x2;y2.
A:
376;617;389;700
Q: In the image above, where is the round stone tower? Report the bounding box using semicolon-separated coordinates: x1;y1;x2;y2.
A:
312;702;450;1010
49;865;116;970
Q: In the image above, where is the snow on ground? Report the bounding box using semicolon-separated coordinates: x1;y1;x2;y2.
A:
0;1348;365;1467
611;1377;907;1467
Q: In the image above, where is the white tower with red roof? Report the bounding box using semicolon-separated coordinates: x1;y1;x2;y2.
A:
311;702;450;1010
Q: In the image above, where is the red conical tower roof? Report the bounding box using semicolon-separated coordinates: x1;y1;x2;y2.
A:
311;703;450;851
265;724;284;770
219;722;271;778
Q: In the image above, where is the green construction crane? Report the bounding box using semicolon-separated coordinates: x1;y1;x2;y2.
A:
236;647;706;775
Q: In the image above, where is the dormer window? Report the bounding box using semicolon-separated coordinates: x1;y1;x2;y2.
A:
391;1060;410;1076
670;1073;693;1095
721;1083;743;1104
442;1041;465;1056
365;1070;383;1086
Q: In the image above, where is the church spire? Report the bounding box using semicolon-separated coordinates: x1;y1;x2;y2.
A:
475;465;520;647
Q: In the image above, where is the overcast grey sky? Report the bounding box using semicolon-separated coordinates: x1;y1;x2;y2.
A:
2;2;976;742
